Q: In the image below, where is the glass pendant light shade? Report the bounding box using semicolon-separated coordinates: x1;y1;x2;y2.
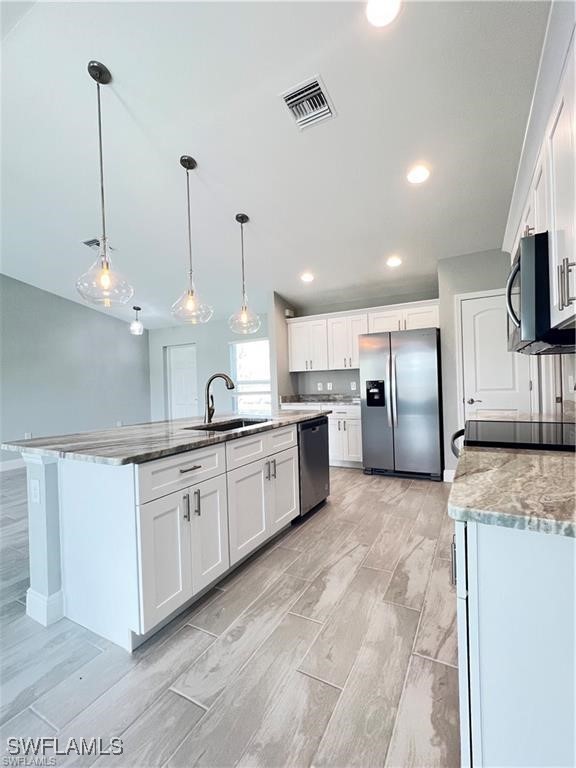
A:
171;155;213;324
129;305;144;335
172;285;214;324
76;255;134;308
229;213;261;335
229;303;261;335
77;62;134;306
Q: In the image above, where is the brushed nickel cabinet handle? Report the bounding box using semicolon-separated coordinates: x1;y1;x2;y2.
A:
564;258;575;306
265;460;271;480
344;357;347;367
180;464;202;474
183;493;191;522
193;488;201;516
349;356;352;367
310;359;313;370
450;535;457;586
337;420;341;431
305;360;309;370
271;458;277;479
558;263;565;310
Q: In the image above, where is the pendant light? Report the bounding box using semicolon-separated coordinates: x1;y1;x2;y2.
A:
229;214;261;334
129;306;144;336
76;61;134;307
171;156;213;324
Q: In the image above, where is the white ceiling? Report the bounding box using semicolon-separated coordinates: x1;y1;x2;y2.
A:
1;1;548;328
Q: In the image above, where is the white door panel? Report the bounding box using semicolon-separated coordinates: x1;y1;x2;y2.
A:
268;447;299;534
190;475;229;593
461;294;531;418
368;309;402;332
165;344;198;420
227;459;269;565
348;314;368;368
327;316;349;370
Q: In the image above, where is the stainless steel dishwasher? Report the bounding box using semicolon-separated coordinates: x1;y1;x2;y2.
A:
298;416;330;516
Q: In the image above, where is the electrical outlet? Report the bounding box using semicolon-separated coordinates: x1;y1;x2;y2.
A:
350;381;357;391
327;382;333;391
24;432;32;440
317;382;323;391
116;420;123;427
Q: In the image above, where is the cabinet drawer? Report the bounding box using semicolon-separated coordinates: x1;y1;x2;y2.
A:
329;406;361;420
226;432;268;471
137;445;226;504
266;425;297;454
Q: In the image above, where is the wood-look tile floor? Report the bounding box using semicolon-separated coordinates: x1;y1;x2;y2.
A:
0;467;459;767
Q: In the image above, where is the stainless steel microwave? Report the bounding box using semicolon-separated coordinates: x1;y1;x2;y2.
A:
506;232;575;354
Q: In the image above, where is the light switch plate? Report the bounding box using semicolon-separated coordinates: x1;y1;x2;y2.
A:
327;382;333;391
350;381;357;391
317;382;323;391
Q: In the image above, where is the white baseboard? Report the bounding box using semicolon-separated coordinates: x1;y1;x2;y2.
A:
26;588;64;626
443;469;455;483
0;458;25;472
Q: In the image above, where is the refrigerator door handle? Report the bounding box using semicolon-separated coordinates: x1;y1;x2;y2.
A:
391;354;399;427
385;355;392;428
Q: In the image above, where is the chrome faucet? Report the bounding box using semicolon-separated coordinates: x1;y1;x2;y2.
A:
204;373;235;424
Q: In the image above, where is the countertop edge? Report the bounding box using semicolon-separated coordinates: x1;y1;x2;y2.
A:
448;502;576;538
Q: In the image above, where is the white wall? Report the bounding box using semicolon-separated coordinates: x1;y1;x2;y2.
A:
268;292;295;409
0;275;151;462
148;315;268;420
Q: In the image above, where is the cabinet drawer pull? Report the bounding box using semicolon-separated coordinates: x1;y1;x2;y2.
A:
349;356;352;367
271;458;277;479
305;360;309;370
179;464;202;474
310;360;313;370
183;493;191;522
337;420;341;431
344;357;347;367
193;488;201;516
450;535;457;586
563;258;575;306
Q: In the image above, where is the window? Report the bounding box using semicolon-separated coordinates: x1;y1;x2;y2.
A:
229;339;271;414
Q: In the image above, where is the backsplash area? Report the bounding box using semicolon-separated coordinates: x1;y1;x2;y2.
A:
292;370;360;397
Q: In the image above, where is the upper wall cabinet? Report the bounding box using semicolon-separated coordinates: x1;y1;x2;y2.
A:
327;314;368;370
288;318;328;372
368;302;439;333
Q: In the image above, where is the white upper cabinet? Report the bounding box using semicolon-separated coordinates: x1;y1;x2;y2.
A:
327;313;368;369
404;304;440;330
368;308;403;333
368;302;439;333
288;318;328;372
547;36;575;329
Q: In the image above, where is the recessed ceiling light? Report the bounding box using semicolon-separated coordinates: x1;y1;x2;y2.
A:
366;0;401;28
407;164;430;184
386;255;402;268
300;272;315;283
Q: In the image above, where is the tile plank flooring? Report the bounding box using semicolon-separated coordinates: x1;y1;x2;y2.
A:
0;466;459;766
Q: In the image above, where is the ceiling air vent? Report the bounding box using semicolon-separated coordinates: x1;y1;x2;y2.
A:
282;77;335;130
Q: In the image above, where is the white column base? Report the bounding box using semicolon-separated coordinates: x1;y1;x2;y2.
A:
26;587;64;626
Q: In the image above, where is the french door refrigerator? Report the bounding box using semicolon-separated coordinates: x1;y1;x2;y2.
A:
359;328;443;479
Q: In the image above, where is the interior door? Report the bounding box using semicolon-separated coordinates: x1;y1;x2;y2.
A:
164;344;198;420
190;475;229;593
138;490;193;633
359;332;394;471
461;294;531;419
227;458;269;565
391;329;442;476
327;316;349;370
268;447;299;534
348;314;368;368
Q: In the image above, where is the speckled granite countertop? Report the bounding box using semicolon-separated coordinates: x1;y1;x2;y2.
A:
281;394;360;404
1;411;329;466
448;446;575;538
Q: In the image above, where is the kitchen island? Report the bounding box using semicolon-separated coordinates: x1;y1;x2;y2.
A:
2;411;329;651
448;445;575;768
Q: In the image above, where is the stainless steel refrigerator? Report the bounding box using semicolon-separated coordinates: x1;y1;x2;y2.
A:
359;328;443;479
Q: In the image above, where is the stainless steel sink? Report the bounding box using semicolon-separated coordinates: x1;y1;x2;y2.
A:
184;418;271;433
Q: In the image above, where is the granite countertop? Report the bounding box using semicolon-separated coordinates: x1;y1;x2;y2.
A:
448;446;575;538
281;395;360;404
1;410;330;466
466;410;575;424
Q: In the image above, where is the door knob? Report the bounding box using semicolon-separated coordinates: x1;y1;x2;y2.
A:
467;398;483;404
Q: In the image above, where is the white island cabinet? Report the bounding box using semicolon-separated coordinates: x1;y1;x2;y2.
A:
6;415;320;652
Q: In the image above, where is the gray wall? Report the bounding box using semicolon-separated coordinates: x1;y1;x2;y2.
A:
268;293;295;409
293;370;360;397
0;275;151;462
438;249;511;471
148;315;269;420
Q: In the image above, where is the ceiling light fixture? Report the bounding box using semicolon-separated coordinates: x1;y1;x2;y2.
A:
366;0;401;28
76;61;134;308
129;306;144;336
171;156;213;324
229;214;261;335
407;164;430;184
386;255;402;267
300;272;315;283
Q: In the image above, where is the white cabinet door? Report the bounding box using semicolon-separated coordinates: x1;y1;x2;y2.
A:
138;490;193;633
327;316;349;370
548;38;575;329
328;418;344;463
343;419;362;462
404;304;439;330
268;447;299;535
309;319;328;371
227;458;269;565
533;150;549;235
368;309;403;333
348;314;368;368
288;323;310;372
190;475;229;593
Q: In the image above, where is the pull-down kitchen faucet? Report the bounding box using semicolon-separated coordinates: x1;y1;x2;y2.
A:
204;373;235;424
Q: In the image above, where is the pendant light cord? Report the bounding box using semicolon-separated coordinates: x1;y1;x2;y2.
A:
96;82;108;262
240;221;246;306
185;169;194;290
